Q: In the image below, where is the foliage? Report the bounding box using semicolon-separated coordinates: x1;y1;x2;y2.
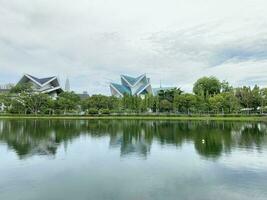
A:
100;108;110;114
221;80;233;93
174;93;197;113
88;108;99;115
56;92;80;113
8;93;51;114
158;88;183;103
159;100;172;112
235;86;261;110
10;83;33;94
2;76;267;115
193;76;221;99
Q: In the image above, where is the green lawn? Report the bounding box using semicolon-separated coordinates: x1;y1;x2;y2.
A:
1;115;267;122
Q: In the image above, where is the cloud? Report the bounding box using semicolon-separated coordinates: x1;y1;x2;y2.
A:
0;0;267;94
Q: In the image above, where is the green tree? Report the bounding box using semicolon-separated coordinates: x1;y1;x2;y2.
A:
221;92;240;113
195;95;209;113
56;92;80;114
108;96;120;111
159;100;172;112
8;93;52;114
24;93;51;114
0;94;10;112
121;94;142;112
209;94;225;114
158;88;183;103
235;86;254;109
221;80;233;93
9;98;26;114
86;95;109;110
251;85;262;110
10;83;33;94
260;88;267;113
193;77;221;99
174;93;197;114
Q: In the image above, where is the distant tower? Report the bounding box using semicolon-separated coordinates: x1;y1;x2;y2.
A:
65;78;70;92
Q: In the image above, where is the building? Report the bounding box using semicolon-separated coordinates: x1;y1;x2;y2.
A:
77;91;89;100
110;74;177;97
0;83;14;94
17;74;63;98
0;88;10;94
110;74;153;98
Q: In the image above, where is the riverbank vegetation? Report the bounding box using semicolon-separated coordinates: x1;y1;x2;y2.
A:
1;120;266;159
1;76;267;115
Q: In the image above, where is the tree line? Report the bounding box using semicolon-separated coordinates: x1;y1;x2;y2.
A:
1;76;267;115
1;119;266;159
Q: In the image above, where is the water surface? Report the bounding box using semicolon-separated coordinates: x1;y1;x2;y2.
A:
0;119;267;200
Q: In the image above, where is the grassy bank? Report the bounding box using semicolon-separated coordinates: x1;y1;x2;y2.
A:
1;114;267;122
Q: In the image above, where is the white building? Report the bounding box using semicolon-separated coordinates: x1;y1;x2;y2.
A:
110;74;153;98
17;74;63;98
110;74;176;98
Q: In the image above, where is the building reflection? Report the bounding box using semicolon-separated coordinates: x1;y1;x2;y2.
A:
0;120;267;159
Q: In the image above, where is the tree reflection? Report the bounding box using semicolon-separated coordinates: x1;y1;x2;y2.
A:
0;119;266;159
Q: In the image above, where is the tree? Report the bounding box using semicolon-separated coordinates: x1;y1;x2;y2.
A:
174;93;197;114
235;86;254;109
221;80;233;93
9;98;26;114
108;96;120;111
82;95;121;113
260;88;267;113
140;95;149;112
158;88;183;103
159;100;172;112
209;94;225;114
8;92;52;114
10;83;33;94
193;77;221;99
0;94;9;112
221;92;240;113
56;92;80;114
86;95;109;110
251;85;261;110
121;94;142;112
24;93;51;114
195;95;209;113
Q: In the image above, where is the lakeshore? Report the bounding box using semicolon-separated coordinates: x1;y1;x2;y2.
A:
1;114;267;122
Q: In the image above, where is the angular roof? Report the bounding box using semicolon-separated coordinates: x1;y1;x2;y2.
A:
110;74;153;97
121;74;145;86
135;83;151;95
27;74;56;85
111;83;131;95
16;74;62;97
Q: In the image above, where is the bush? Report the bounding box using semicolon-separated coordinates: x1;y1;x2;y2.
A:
88;108;99;115
100;109;110;114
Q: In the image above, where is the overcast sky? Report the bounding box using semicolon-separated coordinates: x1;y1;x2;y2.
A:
1;0;267;94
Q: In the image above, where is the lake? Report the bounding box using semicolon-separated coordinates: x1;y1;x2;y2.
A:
0;119;267;200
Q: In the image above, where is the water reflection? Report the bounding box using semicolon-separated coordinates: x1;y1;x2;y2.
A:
0;120;267;159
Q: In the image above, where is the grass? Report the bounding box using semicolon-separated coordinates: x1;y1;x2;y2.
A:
0;114;267;122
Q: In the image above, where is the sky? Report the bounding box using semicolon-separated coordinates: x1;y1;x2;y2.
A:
0;0;267;94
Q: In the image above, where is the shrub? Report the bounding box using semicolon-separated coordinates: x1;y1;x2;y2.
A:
100;109;110;114
88;108;99;115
